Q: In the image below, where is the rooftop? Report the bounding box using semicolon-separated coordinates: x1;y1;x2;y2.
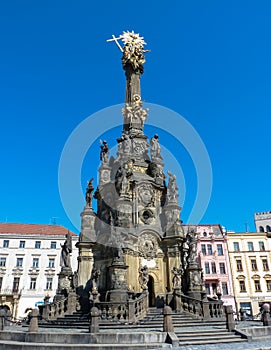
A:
0;223;77;236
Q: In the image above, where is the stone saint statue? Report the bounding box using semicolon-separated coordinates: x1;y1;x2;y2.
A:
150;134;162;161
186;229;197;264
100;140;109;164
138;265;149;290
90;266;100;291
85;178;94;207
115;161;133;197
122;134;132;154
60;231;72;268
167;171;178;203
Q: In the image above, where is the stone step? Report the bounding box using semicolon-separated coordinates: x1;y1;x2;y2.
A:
176;332;240;340
0;340;170;350
178;337;246;346
176;329;229;335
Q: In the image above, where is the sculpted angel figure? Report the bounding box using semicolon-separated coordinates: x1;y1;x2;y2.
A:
138;265;149;290
171;267;182;289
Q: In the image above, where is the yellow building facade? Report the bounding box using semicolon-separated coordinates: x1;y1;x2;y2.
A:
227;232;271;317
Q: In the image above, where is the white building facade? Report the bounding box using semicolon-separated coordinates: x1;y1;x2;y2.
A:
0;223;78;320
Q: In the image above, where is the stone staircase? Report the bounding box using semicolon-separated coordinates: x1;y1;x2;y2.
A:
39;307;248;346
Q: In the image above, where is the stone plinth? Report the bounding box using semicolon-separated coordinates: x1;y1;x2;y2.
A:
54;267;74;301
107;260;128;302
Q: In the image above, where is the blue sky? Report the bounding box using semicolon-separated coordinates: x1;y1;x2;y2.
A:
0;1;270;234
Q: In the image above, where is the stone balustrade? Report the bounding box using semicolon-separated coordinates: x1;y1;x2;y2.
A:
40;291;148;324
169;290;225;320
97;292;148;323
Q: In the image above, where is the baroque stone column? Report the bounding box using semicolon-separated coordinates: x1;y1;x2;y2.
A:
76;206;96;294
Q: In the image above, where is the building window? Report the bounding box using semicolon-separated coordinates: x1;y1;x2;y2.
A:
205;262;210;274
30;278;37;290
50;241;57;249
0;277;2;291
262;259;269;271
46;278;53;290
32;258;39;268
222;282;228;295
240;302;252;316
236;259;243;271
207;244;212;255
251;259;258;271
203;232;207;237
254;279;261;292
211;283;217;294
35;241;41;249
205;283;210;294
0;257;6;267
16;257;23;267
259;226;264;232
259;241;265;251
201;244;206;255
19;241;25;248
266;280;271;292
3;240;9;248
233;242;239;252
12;277;20;293
248;242;254;251
266;225;271;233
219;262;226;274
48;258;55;268
211;262;217;274
239;280;246;292
217;244;223;255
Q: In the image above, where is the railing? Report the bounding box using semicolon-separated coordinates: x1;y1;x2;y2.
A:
40;291;149;324
40;292;78;321
169;290;225;320
96;292;148;323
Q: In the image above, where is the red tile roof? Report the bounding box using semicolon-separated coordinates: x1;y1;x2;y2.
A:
0;223;77;236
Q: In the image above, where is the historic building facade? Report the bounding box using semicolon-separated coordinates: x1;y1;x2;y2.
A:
0;223;78;320
254;211;271;233
227;231;271;316
188;225;236;311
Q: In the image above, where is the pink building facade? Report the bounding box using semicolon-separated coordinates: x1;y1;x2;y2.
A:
184;225;236;312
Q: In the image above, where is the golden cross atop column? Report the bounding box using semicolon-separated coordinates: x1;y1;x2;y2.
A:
107;31;149;104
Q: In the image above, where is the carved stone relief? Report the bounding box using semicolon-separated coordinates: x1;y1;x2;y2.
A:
138;184;154;207
138;233;158;259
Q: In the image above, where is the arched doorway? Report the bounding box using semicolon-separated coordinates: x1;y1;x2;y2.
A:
148;275;155;307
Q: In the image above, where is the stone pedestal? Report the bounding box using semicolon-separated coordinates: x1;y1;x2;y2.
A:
225;305;235;331
172;288;182;312
28;309;39;333
163;306;174;332
76;206;96;309
79;207;96;243
186;264;202;300
107;260;128;302
54;267;74;301
89;306;100;333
